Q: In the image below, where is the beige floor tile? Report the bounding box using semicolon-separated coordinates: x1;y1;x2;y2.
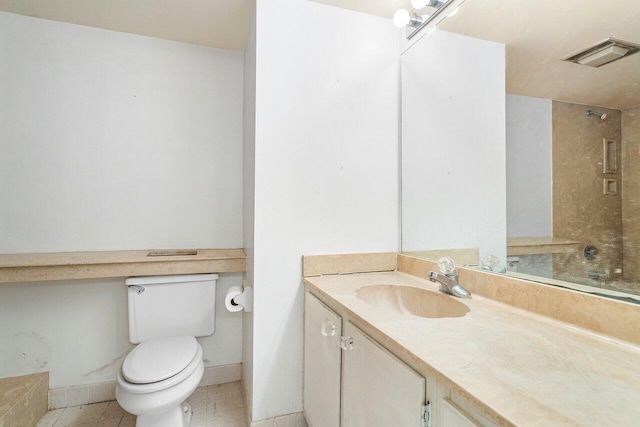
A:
37;408;65;426
190;387;208;399
54;417;92;427
82;402;109;414
36;381;247;427
101;401;124;419
116;417;136;427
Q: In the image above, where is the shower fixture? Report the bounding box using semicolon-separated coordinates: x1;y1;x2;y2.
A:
586;110;607;120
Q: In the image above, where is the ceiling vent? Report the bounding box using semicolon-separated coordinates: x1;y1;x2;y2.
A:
564;38;640;67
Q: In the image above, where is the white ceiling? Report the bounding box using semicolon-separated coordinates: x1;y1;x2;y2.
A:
309;0;409;18
1;0;638;109
0;0;407;50
329;0;640;109
0;0;255;51
439;0;640;110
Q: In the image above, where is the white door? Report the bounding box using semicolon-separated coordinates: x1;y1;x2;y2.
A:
342;321;426;427
304;293;343;427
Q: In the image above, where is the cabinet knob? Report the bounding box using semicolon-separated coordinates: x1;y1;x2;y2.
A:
340;336;354;351
321;321;336;337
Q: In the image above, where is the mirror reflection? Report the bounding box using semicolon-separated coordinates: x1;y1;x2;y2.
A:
401;0;640;302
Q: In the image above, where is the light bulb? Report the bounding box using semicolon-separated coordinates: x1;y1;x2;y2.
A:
411;0;429;9
393;9;411;28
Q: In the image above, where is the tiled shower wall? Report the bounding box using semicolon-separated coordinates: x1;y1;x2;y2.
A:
622;106;640;282
552;101;623;285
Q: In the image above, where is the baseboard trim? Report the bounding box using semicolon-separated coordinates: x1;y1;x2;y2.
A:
249;411;307;427
48;363;242;410
198;363;242;388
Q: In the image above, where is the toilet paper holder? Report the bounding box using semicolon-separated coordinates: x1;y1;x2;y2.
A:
225;283;253;313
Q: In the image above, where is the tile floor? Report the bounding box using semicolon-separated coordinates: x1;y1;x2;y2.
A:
36;382;247;427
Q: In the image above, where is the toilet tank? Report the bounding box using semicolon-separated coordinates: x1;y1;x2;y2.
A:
125;273;218;344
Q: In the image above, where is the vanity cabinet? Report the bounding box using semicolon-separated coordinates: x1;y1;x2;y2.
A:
304;293;425;427
304;292;493;427
341;321;425;427
429;382;496;427
304;292;342;427
440;399;483;427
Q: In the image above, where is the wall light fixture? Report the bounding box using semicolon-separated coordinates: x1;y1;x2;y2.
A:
393;0;466;40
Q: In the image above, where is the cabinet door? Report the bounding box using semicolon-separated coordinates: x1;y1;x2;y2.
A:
304;293;343;427
441;399;480;427
342;322;425;427
429;377;495;427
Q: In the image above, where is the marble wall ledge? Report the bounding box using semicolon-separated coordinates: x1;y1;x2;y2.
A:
0;249;246;283
507;237;580;256
302;252;397;277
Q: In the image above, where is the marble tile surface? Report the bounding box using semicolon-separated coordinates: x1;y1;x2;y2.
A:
0;372;48;427
622;106;640;282
304;270;640;426
398;254;640;345
552;101;623;286
302;252;396;277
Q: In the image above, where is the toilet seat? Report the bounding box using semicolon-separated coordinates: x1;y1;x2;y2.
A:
118;337;203;394
124;336;198;384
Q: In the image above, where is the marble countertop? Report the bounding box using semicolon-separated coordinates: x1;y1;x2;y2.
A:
304;271;640;426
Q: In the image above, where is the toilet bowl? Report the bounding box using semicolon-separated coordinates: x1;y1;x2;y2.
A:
116;273;218;427
116;336;204;427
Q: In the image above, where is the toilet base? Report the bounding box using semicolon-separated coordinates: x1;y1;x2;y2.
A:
135;402;192;427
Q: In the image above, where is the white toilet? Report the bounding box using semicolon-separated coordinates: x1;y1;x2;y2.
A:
116;273;219;427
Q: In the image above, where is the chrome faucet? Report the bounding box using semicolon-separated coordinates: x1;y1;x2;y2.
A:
428;271;470;298
429;257;471;298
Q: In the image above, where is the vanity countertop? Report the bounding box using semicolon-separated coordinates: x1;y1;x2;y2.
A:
304;270;640;426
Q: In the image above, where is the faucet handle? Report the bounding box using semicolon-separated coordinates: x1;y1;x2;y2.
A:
437;257;457;275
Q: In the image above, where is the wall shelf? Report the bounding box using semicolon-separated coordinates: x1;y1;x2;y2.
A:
0;249;246;284
507;237;580;256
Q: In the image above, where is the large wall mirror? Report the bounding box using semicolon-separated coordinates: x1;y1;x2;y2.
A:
401;0;640;303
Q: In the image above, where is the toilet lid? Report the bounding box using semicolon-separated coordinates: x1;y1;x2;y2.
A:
122;336;199;384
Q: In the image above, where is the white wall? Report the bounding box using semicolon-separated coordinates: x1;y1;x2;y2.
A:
506;94;552;238
0;12;244;388
249;0;400;420
0;274;243;388
401;30;507;263
0;12;243;253
242;6;257;416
